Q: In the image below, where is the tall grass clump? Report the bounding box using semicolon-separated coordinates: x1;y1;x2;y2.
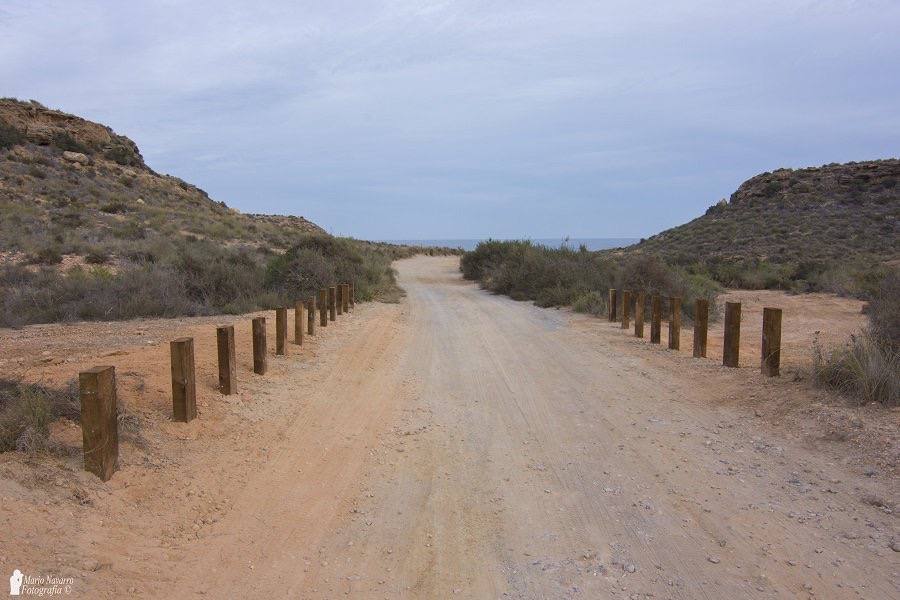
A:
813;268;900;406
0;379;79;453
460;240;721;321
813;333;899;406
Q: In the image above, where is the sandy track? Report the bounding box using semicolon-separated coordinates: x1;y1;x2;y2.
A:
1;256;897;599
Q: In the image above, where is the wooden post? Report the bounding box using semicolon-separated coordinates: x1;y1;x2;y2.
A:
79;366;118;481
216;325;237;395
294;301;304;345
170;337;197;422
341;284;350;313
723;302;741;368
621;290;631;329
336;284;343;316
668;297;681;350
328;286;336;321
349;282;355;309
252;317;267;374
276;308;287;355
650;294;661;344
634;292;645;338
608;289;617;322
307;298;316;335
319;289;328;327
693;299;709;358
761;307;782;376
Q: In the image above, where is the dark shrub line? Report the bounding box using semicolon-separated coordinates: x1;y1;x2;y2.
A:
460;240;721;322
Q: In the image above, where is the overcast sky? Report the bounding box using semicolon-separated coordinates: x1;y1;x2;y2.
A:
1;1;898;239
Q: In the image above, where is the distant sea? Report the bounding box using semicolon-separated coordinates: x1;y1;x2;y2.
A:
382;238;639;252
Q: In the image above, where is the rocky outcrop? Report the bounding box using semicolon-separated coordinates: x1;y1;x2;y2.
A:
727;160;899;209
0;98;144;167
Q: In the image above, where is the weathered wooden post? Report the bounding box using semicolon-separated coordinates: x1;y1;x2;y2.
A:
668;297;681;350
621;290;631;329
336;284;343;316
693;299;709;358
252;317;267;374
328;286;337;321
634;292;645;338
608;289;617;322
761;307;782;376
216;325;237;395
319;289;328;327
275;307;288;356
341;283;350;313
170;337;197;422
294;301;305;345
79;366;118;481
348;282;355;309
723;302;741;367
650;294;661;344
307;298;316;335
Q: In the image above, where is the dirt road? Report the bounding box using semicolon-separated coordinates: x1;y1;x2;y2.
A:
2;256;897;599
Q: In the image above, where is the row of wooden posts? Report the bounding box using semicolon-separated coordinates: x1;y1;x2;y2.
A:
79;283;355;481
607;288;782;376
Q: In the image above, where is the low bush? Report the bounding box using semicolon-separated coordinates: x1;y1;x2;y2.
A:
0;379;79;453
572;291;606;316
867;268;900;350
264;235;400;303
0;117;24;150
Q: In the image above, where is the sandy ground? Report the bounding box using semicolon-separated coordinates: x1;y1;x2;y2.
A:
0;255;897;599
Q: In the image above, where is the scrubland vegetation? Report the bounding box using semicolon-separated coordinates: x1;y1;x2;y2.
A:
813;269;900;405
460;240;721;322
0;234;424;327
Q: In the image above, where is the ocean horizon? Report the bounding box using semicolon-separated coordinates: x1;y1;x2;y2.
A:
381;238;639;252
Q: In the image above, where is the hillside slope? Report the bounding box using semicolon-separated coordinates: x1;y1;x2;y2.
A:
624;159;899;291
0;99;411;327
0;98;324;265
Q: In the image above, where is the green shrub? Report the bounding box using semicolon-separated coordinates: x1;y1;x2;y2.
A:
27;245;63;265
265;235;399;303
572;291;606;316
0;117;24;150
100;200;128;214
51;131;89;154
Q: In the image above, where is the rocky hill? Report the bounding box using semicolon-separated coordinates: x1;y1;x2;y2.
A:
622;159;899;292
0;98;324;268
0;99;376;327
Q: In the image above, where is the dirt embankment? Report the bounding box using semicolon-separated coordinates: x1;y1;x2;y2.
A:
0;256;897;599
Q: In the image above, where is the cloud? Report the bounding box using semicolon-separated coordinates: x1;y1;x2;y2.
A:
1;0;898;238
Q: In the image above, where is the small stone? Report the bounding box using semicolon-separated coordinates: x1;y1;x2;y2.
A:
890;539;900;552
707;556;720;564
624;563;636;573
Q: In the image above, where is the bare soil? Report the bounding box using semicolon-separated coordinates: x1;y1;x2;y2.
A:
0;256;897;599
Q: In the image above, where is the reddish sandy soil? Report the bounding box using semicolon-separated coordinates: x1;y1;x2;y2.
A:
0;256;897;599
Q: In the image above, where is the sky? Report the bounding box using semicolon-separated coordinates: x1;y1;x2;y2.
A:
1;1;898;239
